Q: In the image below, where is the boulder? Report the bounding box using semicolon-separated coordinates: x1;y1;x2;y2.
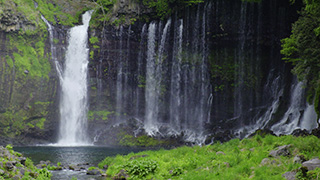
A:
69;164;81;171
293;155;306;164
269;145;291;157
302;158;320;171
282;171;296;180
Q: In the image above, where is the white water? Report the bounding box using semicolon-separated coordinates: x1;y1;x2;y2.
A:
56;11;93;146
271;81;318;135
40;15;63;78
144;22;158;134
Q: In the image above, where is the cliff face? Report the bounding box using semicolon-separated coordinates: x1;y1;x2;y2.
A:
87;0;305;145
0;0;308;146
0;0;92;145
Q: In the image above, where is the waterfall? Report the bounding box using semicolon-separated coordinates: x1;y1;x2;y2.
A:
144;22;158;134
169;18;183;132
116;26;125;121
271;81;317;135
40;15;63;78
135;24;147;118
57;11;93;146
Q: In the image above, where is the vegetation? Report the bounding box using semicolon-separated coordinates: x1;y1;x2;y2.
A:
118;134;170;147
0;145;51;179
142;0;204;19
97;134;320;179
281;0;320;119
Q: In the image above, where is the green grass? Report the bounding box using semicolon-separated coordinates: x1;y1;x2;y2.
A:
97;135;320;180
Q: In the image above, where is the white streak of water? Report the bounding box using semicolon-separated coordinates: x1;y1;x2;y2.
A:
57;11;93;146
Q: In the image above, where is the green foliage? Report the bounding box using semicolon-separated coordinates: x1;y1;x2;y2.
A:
98;135;320;179
88;110;114;121
122;159;158;179
90;0;116;27
118;134;166;147
34;0;92;26
142;0;203;19
98;156;115;169
281;0;320;118
89;36;99;44
8;34;51;79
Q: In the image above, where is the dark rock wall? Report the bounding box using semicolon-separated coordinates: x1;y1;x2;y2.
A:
87;0;303;144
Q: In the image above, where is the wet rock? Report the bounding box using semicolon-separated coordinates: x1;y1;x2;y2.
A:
69;164;81;171
86;169;101;175
249;129;276;137
292;129;309;137
269;145;291;157
282;171;296;180
302;158;320;170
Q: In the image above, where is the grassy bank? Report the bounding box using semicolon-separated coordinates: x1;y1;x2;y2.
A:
97;134;320;179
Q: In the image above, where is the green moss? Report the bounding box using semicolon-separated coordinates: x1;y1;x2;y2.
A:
142;0;203;19
8;34;51;80
89;36;99;44
36;118;46;129
88;110;114;121
5;56;14;69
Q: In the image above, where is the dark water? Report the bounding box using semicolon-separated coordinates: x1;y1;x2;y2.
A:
14;146;145;180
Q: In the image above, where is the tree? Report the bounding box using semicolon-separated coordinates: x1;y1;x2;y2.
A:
281;0;320;122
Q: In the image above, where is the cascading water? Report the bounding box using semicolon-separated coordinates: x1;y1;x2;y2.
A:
144;22;158;134
94;0;319;145
271;81;318;135
57;11;93;146
40;15;63;78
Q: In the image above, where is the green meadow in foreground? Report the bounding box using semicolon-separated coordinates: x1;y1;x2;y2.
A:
97;135;320;180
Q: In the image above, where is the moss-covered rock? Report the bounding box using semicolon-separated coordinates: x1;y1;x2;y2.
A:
0;145;51;179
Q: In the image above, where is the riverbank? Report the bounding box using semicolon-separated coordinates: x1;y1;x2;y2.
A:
93;134;320;180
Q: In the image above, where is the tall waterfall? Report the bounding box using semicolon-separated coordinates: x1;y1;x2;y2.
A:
57;11;93;146
93;0;319;145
